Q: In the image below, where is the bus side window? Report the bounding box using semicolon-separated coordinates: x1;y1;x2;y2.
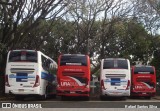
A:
48;60;57;74
46;59;51;69
42;55;49;71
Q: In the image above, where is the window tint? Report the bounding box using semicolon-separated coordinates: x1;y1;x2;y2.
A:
117;60;128;69
103;60;114;69
60;55;87;66
42;55;48;70
42;55;53;70
9;51;37;62
103;59;128;69
134;67;154;74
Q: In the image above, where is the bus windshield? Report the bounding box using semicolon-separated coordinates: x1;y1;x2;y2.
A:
103;60;128;69
9;51;37;62
60;55;87;66
134;67;154;74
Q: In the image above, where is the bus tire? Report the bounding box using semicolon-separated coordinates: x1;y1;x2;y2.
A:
61;96;67;101
50;94;56;98
40;93;47;100
145;96;151;99
84;96;90;101
40;87;48;100
15;95;24;101
121;97;127;100
100;95;105;101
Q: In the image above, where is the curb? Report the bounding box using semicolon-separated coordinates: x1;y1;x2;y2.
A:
153;97;160;100
0;96;160;101
0;96;14;101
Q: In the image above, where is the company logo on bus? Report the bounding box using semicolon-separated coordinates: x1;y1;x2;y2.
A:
135;85;143;89
61;82;78;86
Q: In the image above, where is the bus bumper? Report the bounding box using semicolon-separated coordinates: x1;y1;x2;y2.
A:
57;89;90;97
131;91;156;97
5;87;41;95
101;89;130;97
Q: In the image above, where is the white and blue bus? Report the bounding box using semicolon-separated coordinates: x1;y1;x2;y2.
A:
5;50;57;100
100;58;131;100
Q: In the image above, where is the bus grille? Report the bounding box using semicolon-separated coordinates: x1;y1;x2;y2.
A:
105;74;126;78
10;68;35;73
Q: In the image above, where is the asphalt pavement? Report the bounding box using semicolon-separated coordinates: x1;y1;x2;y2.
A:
0;96;160;111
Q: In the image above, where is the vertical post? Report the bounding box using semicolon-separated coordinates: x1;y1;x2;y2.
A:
92;76;95;94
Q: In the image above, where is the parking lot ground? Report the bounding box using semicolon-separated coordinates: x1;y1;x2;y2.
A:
0;95;14;101
1;95;160;101
153;96;160;100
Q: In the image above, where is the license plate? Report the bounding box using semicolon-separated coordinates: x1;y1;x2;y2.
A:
113;92;119;94
18;89;24;92
70;91;75;94
142;93;146;94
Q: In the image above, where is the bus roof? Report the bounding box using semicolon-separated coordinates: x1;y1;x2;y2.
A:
10;50;37;52
61;54;86;56
103;58;127;60
134;65;153;68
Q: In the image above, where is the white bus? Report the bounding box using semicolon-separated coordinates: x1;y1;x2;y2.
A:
5;50;57;100
100;58;131;100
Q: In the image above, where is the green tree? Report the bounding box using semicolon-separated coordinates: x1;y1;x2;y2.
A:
0;0;67;96
150;50;160;79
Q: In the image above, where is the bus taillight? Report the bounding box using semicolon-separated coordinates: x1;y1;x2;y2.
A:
101;80;106;90
5;75;10;87
126;80;130;90
33;75;40;87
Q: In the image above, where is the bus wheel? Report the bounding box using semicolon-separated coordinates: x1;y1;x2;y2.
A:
120;97;127;100
85;96;90;101
50;94;56;99
145;96;151;100
40;93;47;100
15;95;24;101
61;96;67;101
40;88;48;100
100;95;105;101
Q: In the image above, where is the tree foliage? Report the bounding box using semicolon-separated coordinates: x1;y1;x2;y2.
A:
0;0;67;95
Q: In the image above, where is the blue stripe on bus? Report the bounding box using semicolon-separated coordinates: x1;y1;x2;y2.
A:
9;75;35;78
41;72;54;82
41;72;48;80
8;72;54;82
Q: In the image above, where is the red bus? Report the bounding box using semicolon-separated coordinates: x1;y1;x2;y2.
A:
131;66;156;99
57;54;90;99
